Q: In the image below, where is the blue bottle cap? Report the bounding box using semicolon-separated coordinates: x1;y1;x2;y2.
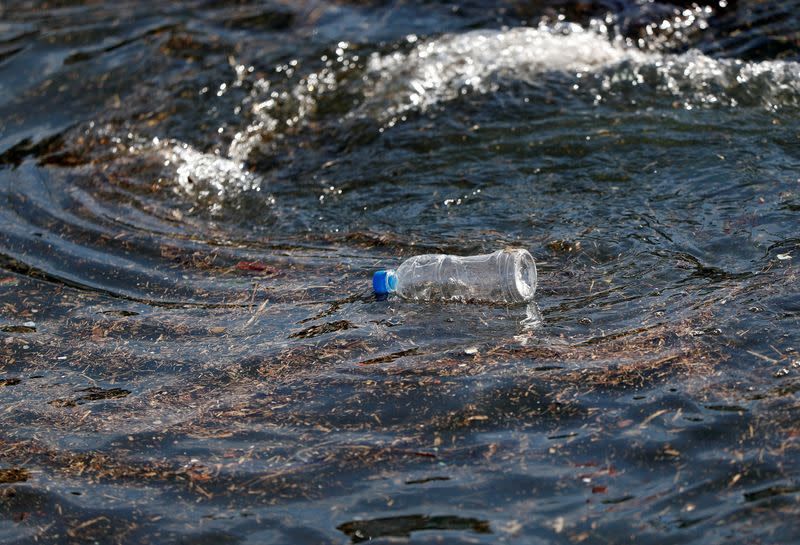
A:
372;270;397;294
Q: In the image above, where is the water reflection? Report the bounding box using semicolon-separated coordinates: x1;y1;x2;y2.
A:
1;1;799;544
338;515;491;543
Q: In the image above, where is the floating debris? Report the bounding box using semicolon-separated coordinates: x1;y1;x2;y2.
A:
0;468;30;484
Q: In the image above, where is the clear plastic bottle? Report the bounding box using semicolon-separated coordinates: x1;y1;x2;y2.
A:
372;248;537;304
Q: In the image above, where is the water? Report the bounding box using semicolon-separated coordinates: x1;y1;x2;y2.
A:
1;0;799;543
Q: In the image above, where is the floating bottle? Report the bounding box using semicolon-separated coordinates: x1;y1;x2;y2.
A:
372;248;537;304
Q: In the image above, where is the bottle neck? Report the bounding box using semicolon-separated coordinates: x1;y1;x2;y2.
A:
373;269;398;294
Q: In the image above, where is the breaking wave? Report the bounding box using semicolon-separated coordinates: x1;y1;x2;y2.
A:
110;22;800;211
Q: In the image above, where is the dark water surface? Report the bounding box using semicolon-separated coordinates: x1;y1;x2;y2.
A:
1;1;799;543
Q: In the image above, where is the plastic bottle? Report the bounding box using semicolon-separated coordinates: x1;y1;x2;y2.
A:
372;248;537;304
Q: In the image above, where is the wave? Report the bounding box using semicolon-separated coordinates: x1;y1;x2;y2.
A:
361;24;800;117
107;23;800;213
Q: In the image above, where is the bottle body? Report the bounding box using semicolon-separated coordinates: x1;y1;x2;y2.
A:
376;249;537;304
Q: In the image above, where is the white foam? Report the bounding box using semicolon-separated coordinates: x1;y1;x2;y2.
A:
605;50;800;109
362;25;800;116
363;24;649;118
154;140;265;213
167;143;259;193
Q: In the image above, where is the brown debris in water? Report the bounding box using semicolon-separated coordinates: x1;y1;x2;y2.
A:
510;321;716;389
0;468;30;484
